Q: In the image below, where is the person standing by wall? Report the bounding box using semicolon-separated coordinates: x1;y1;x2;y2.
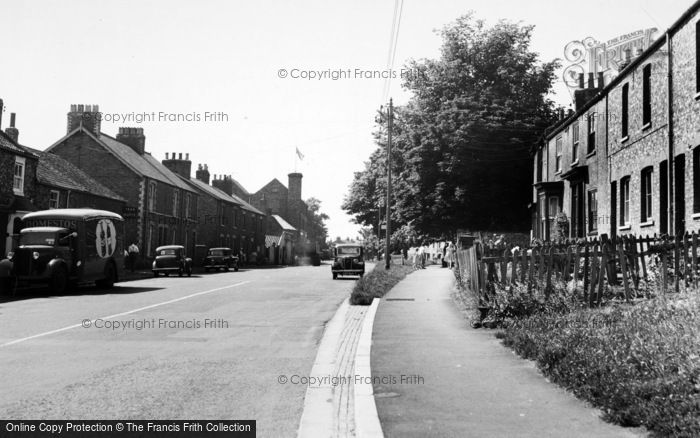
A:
127;242;140;272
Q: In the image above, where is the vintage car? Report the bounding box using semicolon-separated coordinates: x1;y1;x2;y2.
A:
331;244;365;279
0;209;124;295
203;247;239;272
152;245;192;277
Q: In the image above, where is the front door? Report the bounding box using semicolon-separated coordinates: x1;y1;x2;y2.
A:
675;155;686;235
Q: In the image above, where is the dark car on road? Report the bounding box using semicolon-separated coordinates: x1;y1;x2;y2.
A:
152;245;192;277
203;247;239;272
331;244;365;279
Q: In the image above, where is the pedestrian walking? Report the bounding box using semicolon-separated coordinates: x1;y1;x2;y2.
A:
447;241;456;268
419;244;427;269
127;242;139;272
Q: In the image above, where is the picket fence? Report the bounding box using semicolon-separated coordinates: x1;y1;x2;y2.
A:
455;232;700;307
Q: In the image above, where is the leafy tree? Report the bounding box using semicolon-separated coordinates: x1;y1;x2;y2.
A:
305;197;329;250
343;13;560;237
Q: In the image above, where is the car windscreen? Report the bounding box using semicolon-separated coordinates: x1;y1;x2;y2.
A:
337;247;361;256
209;250;226;256
19;232;57;246
159;249;177;256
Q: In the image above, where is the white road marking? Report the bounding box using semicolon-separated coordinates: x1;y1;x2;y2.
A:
0;281;251;348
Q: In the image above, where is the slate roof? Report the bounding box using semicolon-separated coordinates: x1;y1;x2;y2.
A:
187;177;239;203
98;134;195;192
180;176;265;216
0;130;37;158
272;214;296;231
230;177;250;196
25;148;125;201
229;191;265;215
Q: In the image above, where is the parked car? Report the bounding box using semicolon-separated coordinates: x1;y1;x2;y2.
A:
331;244;365;279
152;245;192;277
0;209;124;295
203;247;239;272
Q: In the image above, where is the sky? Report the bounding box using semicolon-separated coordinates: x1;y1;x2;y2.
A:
0;0;695;240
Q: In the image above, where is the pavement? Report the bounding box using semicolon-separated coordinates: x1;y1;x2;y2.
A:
371;265;645;438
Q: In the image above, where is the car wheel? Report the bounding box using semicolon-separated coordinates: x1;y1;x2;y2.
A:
224;264;229;272
187;266;192;277
49;266;68;294
234;264;239;272
153;271;158;277
165;272;170;277
97;262;116;289
332;272;337;280
178;267;183;277
204;267;210;273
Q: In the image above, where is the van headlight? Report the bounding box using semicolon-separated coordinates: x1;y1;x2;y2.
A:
33;252;40;260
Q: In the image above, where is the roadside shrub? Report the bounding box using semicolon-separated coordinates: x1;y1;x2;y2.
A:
350;264;415;305
500;294;700;437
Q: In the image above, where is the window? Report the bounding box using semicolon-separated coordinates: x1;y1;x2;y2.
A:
587;113;596;153
694;148;700;213
642;64;651;127
588;190;597;232
548;196;560;219
172;190;179;217
536;149;543;182
641;167;653;222
572;122;579;162
621;83;629;138
555;137;562;172
13;156;25;195
185;193;191;219
148;181;157;212
49;190;60;209
620;177;630;226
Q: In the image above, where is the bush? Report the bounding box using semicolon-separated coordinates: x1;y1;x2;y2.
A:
500;294;700;437
350;264;416;305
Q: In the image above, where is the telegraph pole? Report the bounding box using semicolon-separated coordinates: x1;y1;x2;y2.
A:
384;99;393;270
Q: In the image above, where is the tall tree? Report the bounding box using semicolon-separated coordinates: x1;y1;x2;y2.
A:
343;14;560;239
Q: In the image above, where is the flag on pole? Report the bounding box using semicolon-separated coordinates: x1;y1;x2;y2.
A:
296;147;304;160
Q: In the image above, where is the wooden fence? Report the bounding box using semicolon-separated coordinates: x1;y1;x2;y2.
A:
455;232;700;308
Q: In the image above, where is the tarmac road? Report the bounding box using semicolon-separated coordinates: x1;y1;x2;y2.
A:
0;263;358;437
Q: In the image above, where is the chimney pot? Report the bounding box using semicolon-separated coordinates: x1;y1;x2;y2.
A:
186;153;189;160
598;72;604;88
578;73;584;89
10;113;15;127
165;152;169;159
178;153;182;160
587;72;595;89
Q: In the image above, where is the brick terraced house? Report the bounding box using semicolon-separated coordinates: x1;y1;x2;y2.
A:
0;109;38;258
47;105;199;259
532;1;700;240
161;155;266;264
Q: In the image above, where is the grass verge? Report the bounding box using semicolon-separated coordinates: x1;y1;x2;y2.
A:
498;294;700;437
350;264;416;305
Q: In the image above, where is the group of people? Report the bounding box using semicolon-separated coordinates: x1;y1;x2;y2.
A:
407;241;457;269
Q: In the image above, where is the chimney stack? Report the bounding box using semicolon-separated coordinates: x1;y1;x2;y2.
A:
288;172;303;203
578;73;585;89
196;164;210;184
212;174;234;195
162;151;192;179
5;113;19;143
116;127;146;155
67;104;101;135
587;72;595;89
